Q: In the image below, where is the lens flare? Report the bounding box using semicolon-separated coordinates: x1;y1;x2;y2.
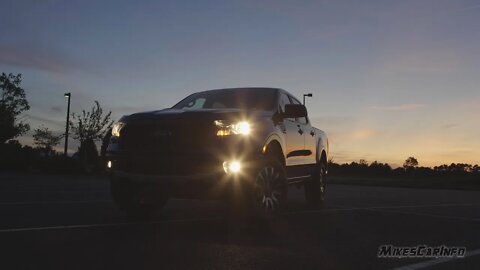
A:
112;122;125;137
235;121;251;135
223;161;241;174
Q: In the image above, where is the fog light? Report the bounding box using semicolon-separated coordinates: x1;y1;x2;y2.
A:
223;161;241;174
107;160;112;169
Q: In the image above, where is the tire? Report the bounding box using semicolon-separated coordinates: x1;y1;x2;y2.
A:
305;161;326;208
110;178;167;220
250;158;288;216
225;157;287;234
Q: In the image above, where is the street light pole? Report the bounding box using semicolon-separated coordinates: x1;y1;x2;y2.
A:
303;93;313;105
64;93;71;156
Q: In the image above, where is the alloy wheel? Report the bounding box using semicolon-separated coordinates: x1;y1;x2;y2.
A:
254;165;284;212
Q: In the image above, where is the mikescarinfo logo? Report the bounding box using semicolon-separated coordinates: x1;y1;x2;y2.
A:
378;245;467;259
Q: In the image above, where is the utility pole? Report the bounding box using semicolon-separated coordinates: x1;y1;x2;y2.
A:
64;93;71;156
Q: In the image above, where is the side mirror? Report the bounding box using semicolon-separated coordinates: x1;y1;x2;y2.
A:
284;104;307;118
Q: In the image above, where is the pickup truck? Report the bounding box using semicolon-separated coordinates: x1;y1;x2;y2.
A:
106;87;328;219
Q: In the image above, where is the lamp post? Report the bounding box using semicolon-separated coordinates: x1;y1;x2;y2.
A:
64;93;71;156
303;93;313;105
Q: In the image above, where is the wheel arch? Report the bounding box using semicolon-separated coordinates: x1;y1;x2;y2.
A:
316;139;328;165
263;139;286;166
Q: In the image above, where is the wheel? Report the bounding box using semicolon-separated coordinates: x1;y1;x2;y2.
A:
225;158;287;235
250;158;287;216
305;161;326;207
110;177;167;220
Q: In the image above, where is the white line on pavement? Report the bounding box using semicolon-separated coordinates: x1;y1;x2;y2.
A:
0;217;222;233
285;202;480;215
284;203;480;222
0;200;112;206
365;208;480;222
0;191;110;193
1;202;479;233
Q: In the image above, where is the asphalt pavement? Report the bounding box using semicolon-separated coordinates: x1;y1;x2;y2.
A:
0;173;479;270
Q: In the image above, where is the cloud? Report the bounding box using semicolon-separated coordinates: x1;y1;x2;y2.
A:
385;51;458;74
50;106;63;113
310;116;356;127
368;103;425;111
440;123;458;129
0;44;83;74
350;129;376;139
24;114;64;127
458;4;480;12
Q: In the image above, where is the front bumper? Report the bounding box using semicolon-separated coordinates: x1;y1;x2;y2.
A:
106;134;261;175
106;135;263;199
110;169;243;199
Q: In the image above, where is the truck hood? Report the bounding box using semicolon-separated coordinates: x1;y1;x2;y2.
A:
120;108;272;124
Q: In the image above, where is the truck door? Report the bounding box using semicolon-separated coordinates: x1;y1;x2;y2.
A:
301;117;317;165
278;93;305;167
290;97;316;165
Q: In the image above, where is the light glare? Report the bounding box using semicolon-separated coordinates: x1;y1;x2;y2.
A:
230;161;241;173
235;121;251;135
112;122;124;137
215;120;251;136
223;161;241;174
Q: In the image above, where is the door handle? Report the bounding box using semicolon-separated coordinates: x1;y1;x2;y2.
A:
310;130;315;136
297;125;304;135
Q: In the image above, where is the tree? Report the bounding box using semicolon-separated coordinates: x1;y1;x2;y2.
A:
69;101;113;172
100;127;112;158
473;165;480;174
70;101;113;143
403;157;419;169
0;73;30;144
77;138;100;172
33;126;63;156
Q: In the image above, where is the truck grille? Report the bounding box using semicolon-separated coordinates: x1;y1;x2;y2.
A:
119;121;218;175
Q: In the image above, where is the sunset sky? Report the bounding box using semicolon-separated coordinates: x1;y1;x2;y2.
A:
1;0;479;167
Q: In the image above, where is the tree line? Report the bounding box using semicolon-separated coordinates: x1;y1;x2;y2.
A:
328;157;480;180
0;72;113;173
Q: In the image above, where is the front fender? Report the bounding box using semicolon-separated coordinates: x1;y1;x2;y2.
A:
315;130;328;162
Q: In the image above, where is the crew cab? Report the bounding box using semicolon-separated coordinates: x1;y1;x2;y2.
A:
106;87;328;218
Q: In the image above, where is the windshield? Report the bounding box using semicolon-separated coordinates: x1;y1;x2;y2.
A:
172;88;277;111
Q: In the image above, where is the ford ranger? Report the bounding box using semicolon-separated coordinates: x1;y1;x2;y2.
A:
106;87;328;218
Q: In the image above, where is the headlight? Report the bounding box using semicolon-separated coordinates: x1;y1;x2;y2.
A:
215;120;251;136
223;161;242;174
112;122;125;137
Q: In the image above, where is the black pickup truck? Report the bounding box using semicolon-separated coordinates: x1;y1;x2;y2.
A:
106;87;328;218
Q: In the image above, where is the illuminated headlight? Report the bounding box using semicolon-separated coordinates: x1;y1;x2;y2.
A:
223;161;241;174
215;120;251;136
112;122;125;137
107;160;112;169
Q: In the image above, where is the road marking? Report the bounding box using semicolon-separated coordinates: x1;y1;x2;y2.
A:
285;202;480;214
0;191;110;193
0;199;220;206
358;202;480;210
365;208;480;222
393;248;480;270
284;203;480;222
0;217;222;233
0;200;112;206
1;202;479;233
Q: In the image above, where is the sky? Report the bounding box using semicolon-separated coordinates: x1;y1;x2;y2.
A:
1;0;479;167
